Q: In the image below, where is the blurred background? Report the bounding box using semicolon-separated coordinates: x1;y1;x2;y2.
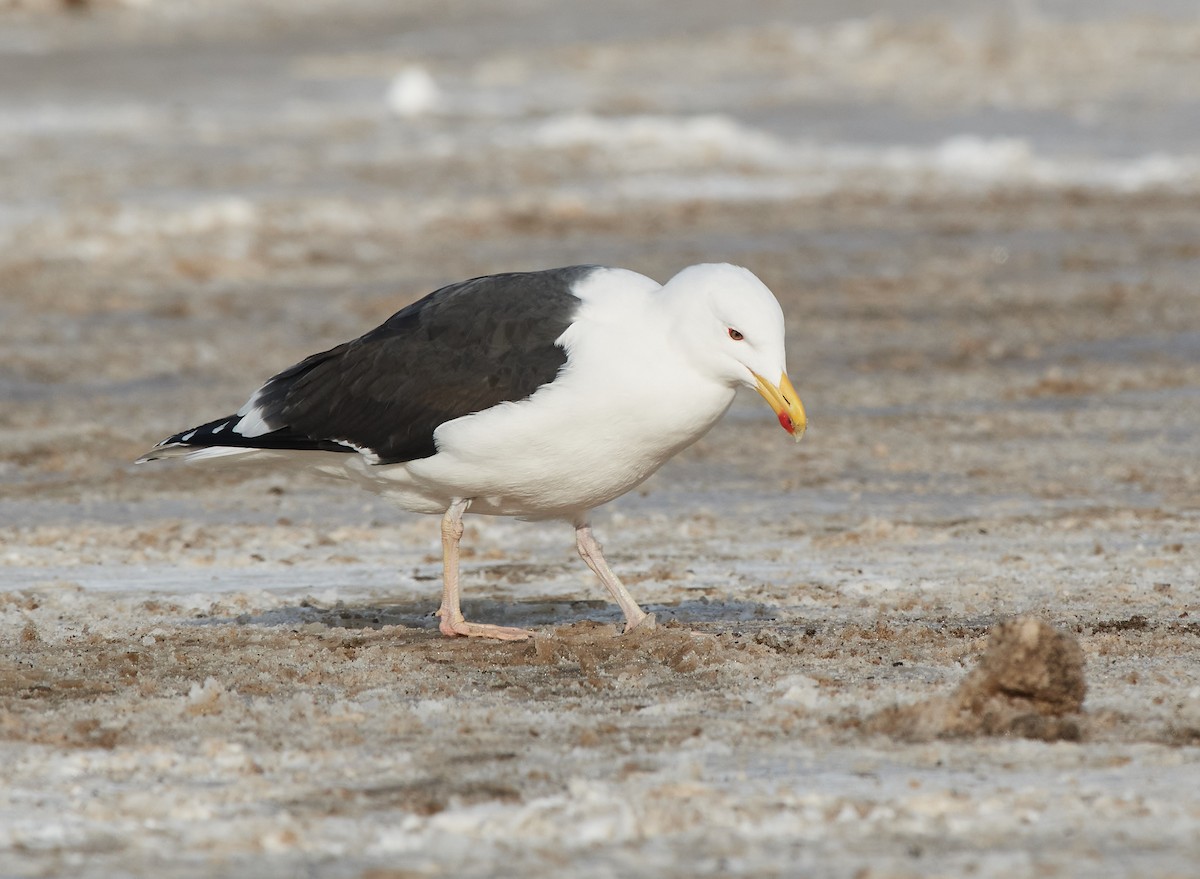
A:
3;4;1200;877
4;0;1200;252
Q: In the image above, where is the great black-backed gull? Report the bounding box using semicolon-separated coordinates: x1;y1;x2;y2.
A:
138;264;806;640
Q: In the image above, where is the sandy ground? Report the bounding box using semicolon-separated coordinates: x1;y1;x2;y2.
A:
2;2;1200;877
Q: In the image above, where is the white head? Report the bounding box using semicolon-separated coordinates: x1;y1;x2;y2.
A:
661;263;806;440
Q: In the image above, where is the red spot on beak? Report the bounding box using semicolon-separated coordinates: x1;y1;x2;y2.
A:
778;411;794;433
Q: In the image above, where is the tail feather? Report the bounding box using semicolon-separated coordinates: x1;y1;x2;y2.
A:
136;412;354;464
136;443;262;464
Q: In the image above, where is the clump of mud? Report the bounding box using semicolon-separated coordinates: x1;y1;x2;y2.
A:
869;616;1087;742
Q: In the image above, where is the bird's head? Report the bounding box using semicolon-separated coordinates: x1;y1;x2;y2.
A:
662;263;807;442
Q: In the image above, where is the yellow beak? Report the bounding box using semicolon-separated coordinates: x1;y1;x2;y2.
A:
753;371;807;442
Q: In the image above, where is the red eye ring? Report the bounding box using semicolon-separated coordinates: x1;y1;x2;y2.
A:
728;328;744;341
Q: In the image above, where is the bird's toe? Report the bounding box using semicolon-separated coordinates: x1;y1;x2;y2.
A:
439;618;533;641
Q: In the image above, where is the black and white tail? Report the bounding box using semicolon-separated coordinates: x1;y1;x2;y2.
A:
136;391;354;464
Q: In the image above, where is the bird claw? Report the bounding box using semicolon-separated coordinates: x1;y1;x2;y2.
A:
439;617;532;641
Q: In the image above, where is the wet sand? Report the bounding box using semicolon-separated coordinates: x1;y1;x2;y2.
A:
2;3;1200;877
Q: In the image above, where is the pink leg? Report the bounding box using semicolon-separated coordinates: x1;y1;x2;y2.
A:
575;522;655;634
436;499;531;641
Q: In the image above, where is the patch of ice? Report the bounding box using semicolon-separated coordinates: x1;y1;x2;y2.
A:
1175;687;1200;737
637;699;691;717
110;197;258;237
0;104;162;136
843;577;907;596
497;113;1200;196
369;815;425;854
412;698;450;718
427;779;639;845
776;674;822;709
931;135;1034;178
186;677;228;714
527;112;790;166
386;66;442;118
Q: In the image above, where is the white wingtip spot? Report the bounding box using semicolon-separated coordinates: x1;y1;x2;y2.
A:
233;388;273;437
232;406;271;438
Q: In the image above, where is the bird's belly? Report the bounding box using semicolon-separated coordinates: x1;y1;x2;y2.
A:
404;428;685;518
397;379;734;519
331;426;677;519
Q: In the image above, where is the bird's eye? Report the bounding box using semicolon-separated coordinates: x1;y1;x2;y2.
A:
728;328;744;341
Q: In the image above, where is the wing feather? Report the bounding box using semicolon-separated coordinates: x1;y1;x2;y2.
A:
144;266;592;465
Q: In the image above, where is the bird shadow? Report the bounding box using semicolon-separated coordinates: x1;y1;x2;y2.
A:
194;595;786;633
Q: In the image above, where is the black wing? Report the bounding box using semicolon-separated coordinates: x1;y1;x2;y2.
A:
155;266;593;465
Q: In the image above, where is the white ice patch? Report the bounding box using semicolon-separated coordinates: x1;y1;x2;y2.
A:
425;780;640;846
108;196;257;237
526;112;789;168
386;66;441;118
775;674;822;709
497;113;1200;196
0;103;162;137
